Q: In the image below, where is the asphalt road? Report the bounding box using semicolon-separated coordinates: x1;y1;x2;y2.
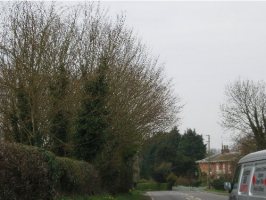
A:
146;190;228;200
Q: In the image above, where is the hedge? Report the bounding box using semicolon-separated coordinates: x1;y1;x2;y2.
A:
57;157;100;195
0;142;59;199
0;142;100;200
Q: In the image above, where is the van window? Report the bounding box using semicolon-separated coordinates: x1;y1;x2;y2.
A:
232;165;241;190
239;166;252;194
251;163;266;196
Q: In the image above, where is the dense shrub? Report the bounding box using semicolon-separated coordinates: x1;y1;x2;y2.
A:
0;142;60;200
191;180;202;187
57;157;100;195
211;177;228;190
152;162;172;183
175;176;191;186
166;173;177;190
99;157;134;194
0;142;101;200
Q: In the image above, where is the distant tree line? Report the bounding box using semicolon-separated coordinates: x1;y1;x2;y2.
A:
140;127;206;184
0;1;181;193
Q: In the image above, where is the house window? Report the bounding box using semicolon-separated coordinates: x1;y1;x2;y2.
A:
216;163;219;171
219;163;223;170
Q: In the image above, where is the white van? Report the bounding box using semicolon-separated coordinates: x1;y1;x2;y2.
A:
224;150;266;200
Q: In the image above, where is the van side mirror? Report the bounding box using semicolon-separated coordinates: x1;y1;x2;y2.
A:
224;182;232;192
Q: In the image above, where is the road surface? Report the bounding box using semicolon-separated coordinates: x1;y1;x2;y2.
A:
147;190;228;200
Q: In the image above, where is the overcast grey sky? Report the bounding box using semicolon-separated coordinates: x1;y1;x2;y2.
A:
101;1;266;149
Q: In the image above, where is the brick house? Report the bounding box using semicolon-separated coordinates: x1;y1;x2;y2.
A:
196;145;240;179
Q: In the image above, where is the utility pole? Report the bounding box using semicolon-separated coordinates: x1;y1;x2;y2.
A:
207;134;211;189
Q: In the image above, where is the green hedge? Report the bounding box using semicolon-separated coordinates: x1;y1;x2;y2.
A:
0;142;60;200
0;142;100;200
57;157;100;195
211;177;227;190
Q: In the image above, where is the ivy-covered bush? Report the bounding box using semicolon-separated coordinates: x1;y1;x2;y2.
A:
0;142;60;200
57;157;100;195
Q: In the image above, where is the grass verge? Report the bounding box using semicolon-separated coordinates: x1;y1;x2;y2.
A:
57;190;150;200
204;188;228;195
136;181;168;191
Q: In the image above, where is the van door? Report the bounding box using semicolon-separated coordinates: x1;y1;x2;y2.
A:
238;164;253;200
229;165;241;200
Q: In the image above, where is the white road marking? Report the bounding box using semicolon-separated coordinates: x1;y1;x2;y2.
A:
186;195;202;200
147;191;203;200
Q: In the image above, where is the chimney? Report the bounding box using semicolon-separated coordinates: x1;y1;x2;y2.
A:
221;145;230;154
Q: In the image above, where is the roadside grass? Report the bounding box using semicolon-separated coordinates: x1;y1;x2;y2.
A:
136;181;168;191
57;181;167;200
204;188;228;195
114;190;150;200
57;190;150;200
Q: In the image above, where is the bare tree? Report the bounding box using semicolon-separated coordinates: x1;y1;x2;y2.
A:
232;132;257;156
0;1;181;153
221;80;266;150
0;2;78;147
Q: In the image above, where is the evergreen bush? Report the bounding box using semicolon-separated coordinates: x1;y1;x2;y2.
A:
211;177;227;190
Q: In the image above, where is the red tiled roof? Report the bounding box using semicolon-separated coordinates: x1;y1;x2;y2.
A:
196;152;240;163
